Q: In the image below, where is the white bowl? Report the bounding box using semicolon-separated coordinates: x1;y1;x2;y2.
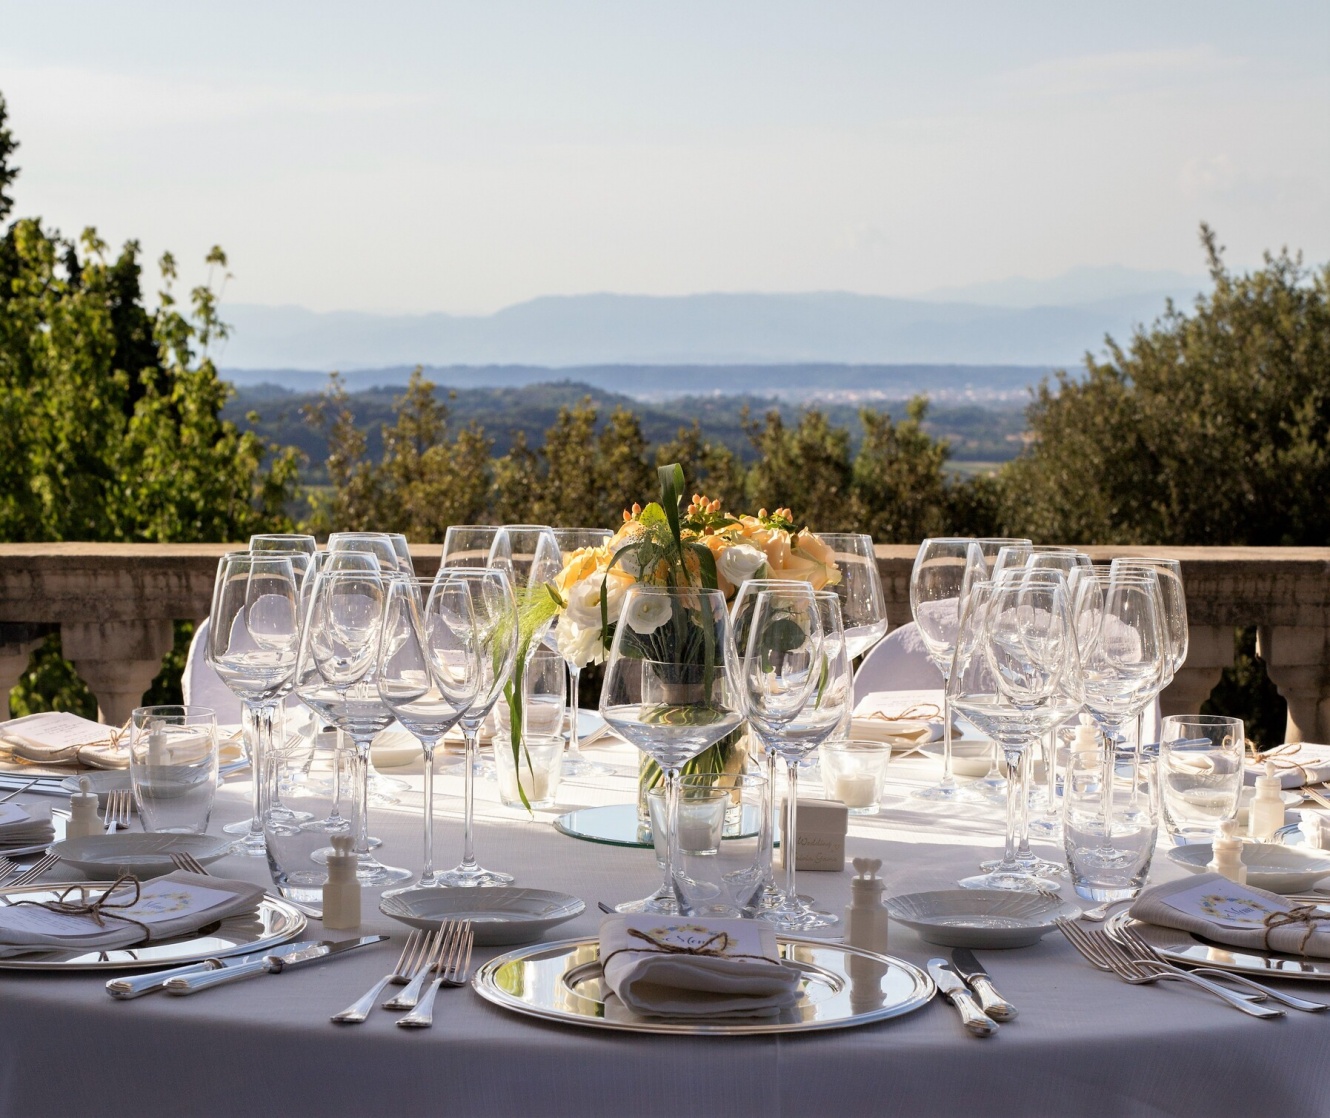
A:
884;888;1080;949
380;887;586;945
370;729;421;769
51;833;230;879
59;770;133;808
1167;842;1330;894
920;738;994;779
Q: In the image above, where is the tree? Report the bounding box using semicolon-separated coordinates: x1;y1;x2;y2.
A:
746;409;854;529
0;93;17;223
850;397;950;542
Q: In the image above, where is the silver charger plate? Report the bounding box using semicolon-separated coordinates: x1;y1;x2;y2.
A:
1105;909;1330;982
0;880;306;971
473;935;934;1035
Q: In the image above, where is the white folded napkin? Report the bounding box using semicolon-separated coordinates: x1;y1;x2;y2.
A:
598;915;803;1018
1244;743;1330;790
0;712;123;768
1130;872;1330;958
0;801;55;849
851;690;948;748
0;870;267;958
1299;811;1329;850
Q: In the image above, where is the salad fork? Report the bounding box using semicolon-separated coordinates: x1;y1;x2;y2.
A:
383;926;448;1010
6;852;60;888
397;922;474;1029
103;790;132;833
331;930;433;1024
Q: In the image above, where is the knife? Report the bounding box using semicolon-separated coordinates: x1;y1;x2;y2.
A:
164;936;387;995
950;947;1018;1021
927;959;999;1037
106;940;326;1000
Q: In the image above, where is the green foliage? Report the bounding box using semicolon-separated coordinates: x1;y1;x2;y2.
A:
0;93;16;224
850;397;951;543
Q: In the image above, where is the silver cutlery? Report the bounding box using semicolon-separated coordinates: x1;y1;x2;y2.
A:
6;852;59;888
950;947;1017;1021
103;789;131;833
1080;898;1133;922
397;922;474;1029
1055;917;1282;1019
168;851;323;921
598;901;616;915
164;935;387;994
107;940;329;999
0;778;39;803
331;930;434;1024
927;959;999;1037
1111;923;1327;1014
383;926;448;1010
0;857;17;884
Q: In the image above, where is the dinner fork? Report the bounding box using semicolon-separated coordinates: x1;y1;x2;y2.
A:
168;851;324;921
103;789;131;833
0;857;18;884
1055;918;1282;1018
7;852;60;888
383;926;449;1010
397;922;474;1029
1112;923;1327;1013
330;930;434;1024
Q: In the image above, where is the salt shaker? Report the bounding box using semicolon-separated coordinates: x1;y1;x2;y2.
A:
1249;761;1284;842
67;776;101;840
1207;818;1247;884
1072;714;1099;753
321;833;361;930
843;857;889;956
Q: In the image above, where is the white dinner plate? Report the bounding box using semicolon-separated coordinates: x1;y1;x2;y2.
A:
885;888;1080;948
59;770;133;807
1166;842;1330;894
51;833;230;879
380;886;586;945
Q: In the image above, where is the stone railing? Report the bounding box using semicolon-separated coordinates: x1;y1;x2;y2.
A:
1;543;1327;740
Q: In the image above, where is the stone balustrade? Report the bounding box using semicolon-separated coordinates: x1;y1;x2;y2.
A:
1;543;1327;740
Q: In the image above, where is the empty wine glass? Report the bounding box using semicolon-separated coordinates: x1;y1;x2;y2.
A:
377;576;479;893
206;552;301;856
433;566;520;887
817;533;888;660
328;532;402;573
742;587;849;930
601;586;743;914
442;525;502;568
1112;556;1188;753
550;527;615;778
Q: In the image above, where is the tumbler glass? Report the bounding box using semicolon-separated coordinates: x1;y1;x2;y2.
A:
129;706;219;834
669;772;768;918
1063;746;1159;902
1159;715;1244;844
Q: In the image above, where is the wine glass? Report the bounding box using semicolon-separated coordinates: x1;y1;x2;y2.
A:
442;525;502;568
1111;556;1188;754
817;533;888;660
327;532;401;572
742;586;848;930
377;576;479;894
909;538;988;801
293;567;411;886
601;586;743;914
550;527;615;778
432;566;520;887
488;525;562;596
206;552;301;856
952;571;1076;891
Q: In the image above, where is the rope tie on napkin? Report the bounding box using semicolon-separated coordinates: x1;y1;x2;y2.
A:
861;704;941;724
13;875;153;944
1248;740;1316;785
1261;904;1330;954
601;927;776;970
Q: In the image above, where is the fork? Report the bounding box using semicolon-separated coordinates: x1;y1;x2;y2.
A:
331;929;435;1024
1113;922;1328;1013
0;857;18;884
397;922;474;1029
383;926;448;1010
1055;917;1282;1018
168;851;324;921
104;789;131;833
6;852;61;888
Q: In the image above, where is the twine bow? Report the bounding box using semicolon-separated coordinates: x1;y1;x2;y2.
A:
861;703;941;724
1261;904;1330;955
13;875;152;945
1248;740;1318;785
601;927;776;970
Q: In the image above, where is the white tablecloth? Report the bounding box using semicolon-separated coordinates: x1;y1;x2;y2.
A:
1;736;1328;1118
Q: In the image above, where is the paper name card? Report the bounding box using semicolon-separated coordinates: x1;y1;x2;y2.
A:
1;711;113;749
1159;879;1294;930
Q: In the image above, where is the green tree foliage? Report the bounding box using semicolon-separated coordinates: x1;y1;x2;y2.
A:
0;93;17;223
850;397;951;542
745;409;855;529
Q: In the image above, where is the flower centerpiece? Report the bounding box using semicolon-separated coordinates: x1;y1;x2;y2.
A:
543;464;842;812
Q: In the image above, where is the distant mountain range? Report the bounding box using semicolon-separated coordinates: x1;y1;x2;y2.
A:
216;267;1208;376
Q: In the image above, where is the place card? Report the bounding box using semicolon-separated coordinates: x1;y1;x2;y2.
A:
1156;878;1292;930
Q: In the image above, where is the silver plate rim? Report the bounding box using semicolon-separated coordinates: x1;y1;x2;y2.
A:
472;934;935;1036
0;880;306;971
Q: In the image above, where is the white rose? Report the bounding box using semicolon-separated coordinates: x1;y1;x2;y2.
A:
716;543;767;588
563;575;626;628
555;617;605;669
624;591;672;636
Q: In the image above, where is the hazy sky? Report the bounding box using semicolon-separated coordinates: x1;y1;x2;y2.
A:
2;1;1326;314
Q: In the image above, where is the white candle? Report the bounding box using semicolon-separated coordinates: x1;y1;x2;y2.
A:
835;773;878;809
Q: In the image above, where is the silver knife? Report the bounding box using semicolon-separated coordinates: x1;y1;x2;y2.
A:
951;947;1017;1021
106;940;326;1000
927;959;999;1037
164;936;387;995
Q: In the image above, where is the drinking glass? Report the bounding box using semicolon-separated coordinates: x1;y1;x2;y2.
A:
1159;714;1244;844
910;538;988;801
442;525;502;568
550;527;615;778
433;566;519;886
376;576;479;892
493;646;566;808
1112;556;1189;757
669;772;769;918
743;587;849;930
817;533;888;660
293;567;410;885
327;532;402;572
1064;745;1159;901
264;756;338;903
207;552;300;856
820;740;891;815
128;706;218;834
601;586;743;915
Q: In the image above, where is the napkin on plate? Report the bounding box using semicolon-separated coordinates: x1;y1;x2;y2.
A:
0;801;55;849
1245;743;1330;790
598;914;803;1018
851;690;949;749
0;870;267;958
1130;872;1330;958
0;712;123;768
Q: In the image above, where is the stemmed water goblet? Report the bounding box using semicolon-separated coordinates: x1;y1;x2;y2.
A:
206;552;301;857
742;586;850;930
377;576;480;894
601;586;744;914
1111;556;1188;754
817;533;888;661
433;566;520;887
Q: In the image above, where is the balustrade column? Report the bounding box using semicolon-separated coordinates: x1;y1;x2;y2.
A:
0;637;43;718
60;619;175;727
1160;624;1234;718
1257;625;1330;744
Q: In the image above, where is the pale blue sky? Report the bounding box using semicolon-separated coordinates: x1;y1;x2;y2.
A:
1;1;1326;314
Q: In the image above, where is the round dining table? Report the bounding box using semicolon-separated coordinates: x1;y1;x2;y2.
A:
1;730;1327;1118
